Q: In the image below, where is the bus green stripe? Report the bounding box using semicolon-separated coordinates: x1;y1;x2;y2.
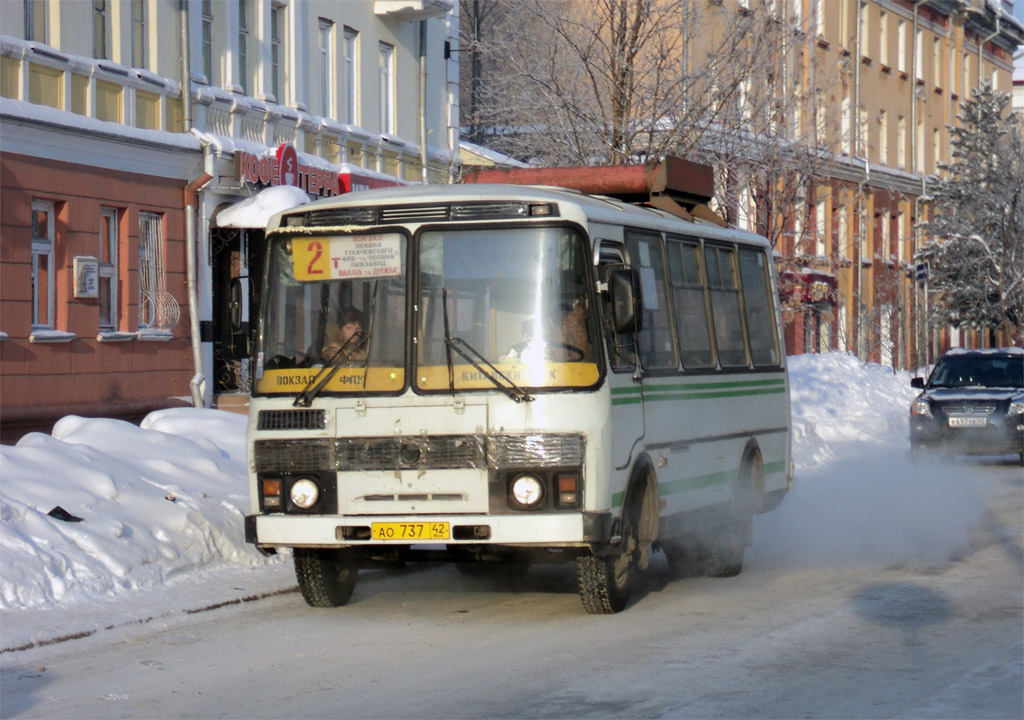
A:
610;377;785;396
611;460;788;508
612;386;785;406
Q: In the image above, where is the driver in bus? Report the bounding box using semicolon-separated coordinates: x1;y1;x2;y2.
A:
321;306;368;365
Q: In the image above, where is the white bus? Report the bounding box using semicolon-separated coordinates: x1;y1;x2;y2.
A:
245;177;792;613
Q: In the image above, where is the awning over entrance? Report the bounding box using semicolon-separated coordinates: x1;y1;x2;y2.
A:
215;185;311;229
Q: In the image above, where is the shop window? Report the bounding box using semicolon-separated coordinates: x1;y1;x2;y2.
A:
31;199;55;329
138;211;177;332
99;207;119;330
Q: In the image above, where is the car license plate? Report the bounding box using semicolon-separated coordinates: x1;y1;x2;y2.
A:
370;522;450;540
948;416;986;428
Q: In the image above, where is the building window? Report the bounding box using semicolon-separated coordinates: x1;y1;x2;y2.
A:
878;109;887;164
878;11;887;66
99;207;119;330
379;42;395;134
24;0;46;43
93;0;108;60
897;19;906;73
342;27;358;125
318;18;334;117
933;37;942;88
933;127;942;168
138;211;167;330
915;28;923;81
813;0;824;38
838;203;850;259
814;197;828;257
270;5;283;101
915;117;924;173
897;114;906;169
841;95;852;155
202;0;213;84
31;199;55;329
238;0;249;93
131;0;145;69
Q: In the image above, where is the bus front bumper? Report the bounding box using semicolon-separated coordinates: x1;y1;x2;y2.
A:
245;512;612;549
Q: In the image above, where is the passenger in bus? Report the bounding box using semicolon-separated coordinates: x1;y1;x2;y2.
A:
321;306;368;365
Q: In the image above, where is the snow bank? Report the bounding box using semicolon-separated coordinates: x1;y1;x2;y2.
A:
0;409;274;612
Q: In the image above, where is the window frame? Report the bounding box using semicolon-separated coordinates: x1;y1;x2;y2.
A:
137;211;162;330
666;236;716;370
131;0;146;69
31;199;55;330
202;0;214;84
318;18;335;118
378;41;395;134
270;4;283;101
342;27;359;125
99;207;119;330
238;0;249;94
93;0;108;60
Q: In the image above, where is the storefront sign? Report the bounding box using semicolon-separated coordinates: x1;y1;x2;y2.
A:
235;143;403;199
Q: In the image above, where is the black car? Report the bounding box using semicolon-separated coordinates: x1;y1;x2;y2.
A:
910;347;1024;465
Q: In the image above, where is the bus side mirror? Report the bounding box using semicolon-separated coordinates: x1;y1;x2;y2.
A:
609;268;642;334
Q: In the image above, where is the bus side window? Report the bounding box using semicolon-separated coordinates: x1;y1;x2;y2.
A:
737;249;780;366
705;245;749;368
667;237;715;369
624;230;677;371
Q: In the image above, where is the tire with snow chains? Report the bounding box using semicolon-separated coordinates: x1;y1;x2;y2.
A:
575;498;640;614
294;548;357;608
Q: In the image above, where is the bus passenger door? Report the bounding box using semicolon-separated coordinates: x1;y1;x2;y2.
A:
598;242;644;470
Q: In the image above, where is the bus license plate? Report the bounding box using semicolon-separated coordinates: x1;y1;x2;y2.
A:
948;416;986;428
371;522;450;541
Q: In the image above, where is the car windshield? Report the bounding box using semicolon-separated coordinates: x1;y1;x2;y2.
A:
416;226;600;392
929;355;1024;389
254;233;408;395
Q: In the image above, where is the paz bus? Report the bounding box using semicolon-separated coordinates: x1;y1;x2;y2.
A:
244;160;792;613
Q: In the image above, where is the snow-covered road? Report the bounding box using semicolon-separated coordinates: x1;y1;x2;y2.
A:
2;456;1020;719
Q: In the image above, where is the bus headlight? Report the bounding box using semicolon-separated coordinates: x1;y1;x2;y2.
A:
290;477;320;510
510;474;544;509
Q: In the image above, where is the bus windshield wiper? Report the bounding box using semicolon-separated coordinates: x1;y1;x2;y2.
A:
293;330;369;407
441;288;534;403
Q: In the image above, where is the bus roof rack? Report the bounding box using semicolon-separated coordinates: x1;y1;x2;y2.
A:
461;156;727;227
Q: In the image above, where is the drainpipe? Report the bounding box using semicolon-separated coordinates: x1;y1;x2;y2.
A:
184;148;212;409
977;10;1001;88
911;0;926;365
419;19;429;184
180;0;210;408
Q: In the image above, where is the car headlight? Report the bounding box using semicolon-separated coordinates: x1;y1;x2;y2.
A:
1009;400;1024;415
510;473;544;509
911;399;932;417
290;477;320;510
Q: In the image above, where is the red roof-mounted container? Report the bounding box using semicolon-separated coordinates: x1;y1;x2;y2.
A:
461;156;726;227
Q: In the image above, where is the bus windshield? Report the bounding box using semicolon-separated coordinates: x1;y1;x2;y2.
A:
255;232;408;395
416;226;600;392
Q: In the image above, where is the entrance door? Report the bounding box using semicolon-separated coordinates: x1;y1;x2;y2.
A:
210;227;264;393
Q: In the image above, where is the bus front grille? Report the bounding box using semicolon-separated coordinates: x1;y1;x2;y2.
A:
257;409;326;430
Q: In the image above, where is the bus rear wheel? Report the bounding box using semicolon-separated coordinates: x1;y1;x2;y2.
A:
294;548;358;607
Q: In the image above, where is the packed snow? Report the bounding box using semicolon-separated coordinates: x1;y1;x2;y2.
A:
0;353;988;650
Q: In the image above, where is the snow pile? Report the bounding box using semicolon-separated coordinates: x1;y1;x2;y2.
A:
787;352;919;467
0;409;275;612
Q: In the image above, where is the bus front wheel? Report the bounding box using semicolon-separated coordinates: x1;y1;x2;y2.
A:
294;548;358;607
575;500;640;614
